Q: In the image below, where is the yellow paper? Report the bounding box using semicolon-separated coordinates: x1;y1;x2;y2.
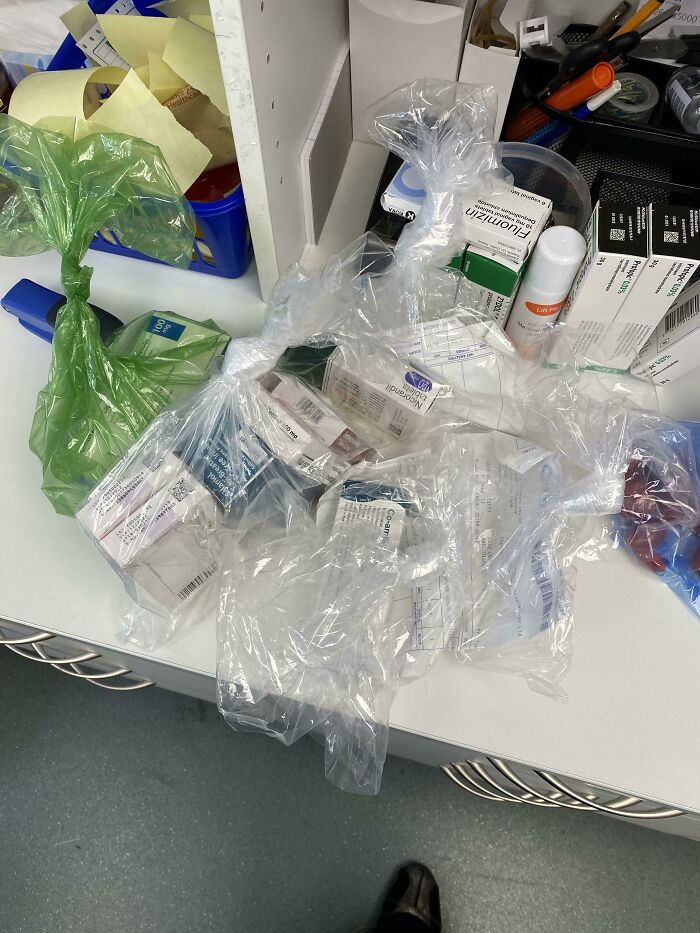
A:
189;14;214;32
147;51;186;104
153;0;212;17
163;18;227;116
60;0;96;41
92;69;211;192
9;66;126;127
96;14;175;68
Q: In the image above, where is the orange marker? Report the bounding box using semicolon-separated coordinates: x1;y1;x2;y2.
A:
546;62;616;111
505;63;615;141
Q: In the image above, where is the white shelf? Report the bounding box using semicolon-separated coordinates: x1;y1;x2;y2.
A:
302;140;387;270
212;0;348;299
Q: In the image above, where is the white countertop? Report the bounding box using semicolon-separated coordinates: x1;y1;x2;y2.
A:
2;249;700;814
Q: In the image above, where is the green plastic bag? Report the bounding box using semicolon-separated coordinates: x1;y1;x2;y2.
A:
0;116;227;515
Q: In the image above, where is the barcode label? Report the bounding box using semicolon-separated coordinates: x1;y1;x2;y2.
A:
177;565;216;602
295;396;324;425
664;293;700;333
610;228;625;242
531;542;555;628
170;478;193;502
664;231;680;244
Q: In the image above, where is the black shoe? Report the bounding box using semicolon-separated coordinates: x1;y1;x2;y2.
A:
373;862;441;932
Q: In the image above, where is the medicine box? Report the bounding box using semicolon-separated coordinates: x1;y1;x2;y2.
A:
259;371;371;461
95;468;219;613
380;161;425;221
604;205;700;371
77;452;183;540
462;185;551;266
555;202;647;359
461;247;524;327
631;280;700;385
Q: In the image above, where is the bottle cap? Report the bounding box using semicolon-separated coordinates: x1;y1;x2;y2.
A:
526;225;586;295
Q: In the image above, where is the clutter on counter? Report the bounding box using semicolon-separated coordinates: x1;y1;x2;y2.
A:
502;0;700;158
4;2;700;797
39;77;696;797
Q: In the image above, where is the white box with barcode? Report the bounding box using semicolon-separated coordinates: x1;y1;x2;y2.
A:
554;202;647;361
96;468;219;614
604;205;700;370
631;281;700;385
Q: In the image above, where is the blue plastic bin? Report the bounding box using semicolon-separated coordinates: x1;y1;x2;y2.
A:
48;0;252;279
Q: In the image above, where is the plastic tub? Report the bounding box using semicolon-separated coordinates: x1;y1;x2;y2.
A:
499;142;592;233
47;0;252;279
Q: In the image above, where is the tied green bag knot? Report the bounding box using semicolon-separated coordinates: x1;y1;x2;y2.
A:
60;257;92;306
0;115;224;515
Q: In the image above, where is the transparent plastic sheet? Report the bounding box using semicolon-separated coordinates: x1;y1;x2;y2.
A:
76;351;360;649
366;79;511;272
217;439;468;795
0;115;200;515
450;430;576;697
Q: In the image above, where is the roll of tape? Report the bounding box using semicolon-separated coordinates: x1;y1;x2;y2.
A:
598;72;659;124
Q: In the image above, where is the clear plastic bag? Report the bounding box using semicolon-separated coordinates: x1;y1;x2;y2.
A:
613;418;700;615
451;430;576;697
76;353;365;647
0;115;204;514
367;79;509;271
217;439;468;794
75;78;700;792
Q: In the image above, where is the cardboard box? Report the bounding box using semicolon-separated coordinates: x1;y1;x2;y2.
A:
321;345;445;440
555;202;647;359
96;469;219;613
380;160;425;221
461;246;524;326
604;205;700;370
631;280;700;385
349;0;474;144
458;0;532;138
462;185;552;266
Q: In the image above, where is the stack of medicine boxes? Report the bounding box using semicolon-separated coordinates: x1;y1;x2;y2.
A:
383;163;700;377
381;160;552;327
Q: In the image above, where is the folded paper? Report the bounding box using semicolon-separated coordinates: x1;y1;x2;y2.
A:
162;17;228;116
97;13;175;68
93;68;211;192
9;66;126;127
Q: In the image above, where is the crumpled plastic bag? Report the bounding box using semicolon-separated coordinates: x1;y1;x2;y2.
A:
74;79;700;794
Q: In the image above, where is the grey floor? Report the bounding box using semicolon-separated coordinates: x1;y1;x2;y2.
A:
2;653;700;933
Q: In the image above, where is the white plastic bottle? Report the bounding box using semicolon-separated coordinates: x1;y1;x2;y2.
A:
504;225;586;355
666;66;700;135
